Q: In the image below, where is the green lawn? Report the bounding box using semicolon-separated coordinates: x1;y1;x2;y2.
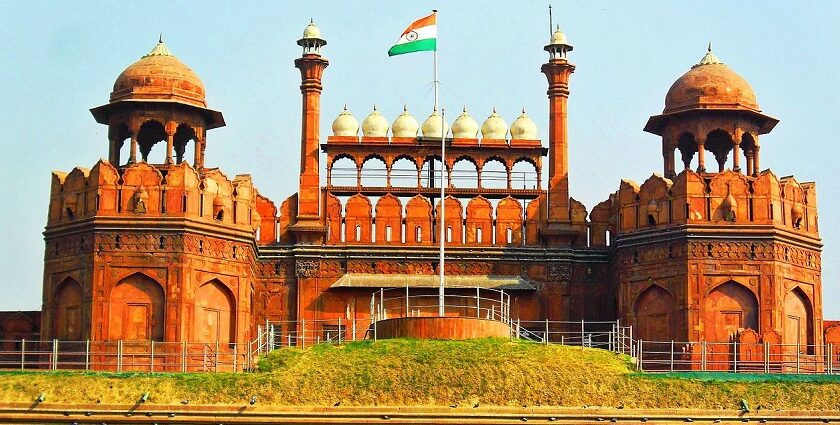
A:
0;338;838;410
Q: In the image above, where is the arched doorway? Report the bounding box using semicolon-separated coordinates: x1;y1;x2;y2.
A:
634;285;674;342
193;280;235;344
704;281;758;342
54;278;83;340
784;288;814;354
108;273;164;341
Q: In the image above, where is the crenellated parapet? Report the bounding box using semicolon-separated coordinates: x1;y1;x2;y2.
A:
609;169;818;237
47;160;265;235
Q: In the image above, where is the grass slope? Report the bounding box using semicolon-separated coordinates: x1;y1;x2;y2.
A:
0;338;839;409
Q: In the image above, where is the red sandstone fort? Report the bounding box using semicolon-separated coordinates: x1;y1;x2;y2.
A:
2;20;838;369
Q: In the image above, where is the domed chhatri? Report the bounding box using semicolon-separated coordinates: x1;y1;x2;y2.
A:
361;105;389;137
481;107;508;139
451;107;479;138
663;44;759;114
331;105;359;137
421;108;450;138
302;18;322;39
392;105;420;138
510;107;538;140
111;37;206;108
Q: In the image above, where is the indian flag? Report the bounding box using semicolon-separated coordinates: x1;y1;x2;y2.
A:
388;12;437;56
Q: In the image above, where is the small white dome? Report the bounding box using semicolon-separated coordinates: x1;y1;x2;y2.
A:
422;108;450;138
451;107;479;138
481;107;508;139
331;105;359;137
550;25;568;45
361;105;389;137
391;105;420;138
510;107;538;139
302;19;322;39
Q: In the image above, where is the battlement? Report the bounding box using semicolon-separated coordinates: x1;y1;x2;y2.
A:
604;169;818;237
47;160;265;235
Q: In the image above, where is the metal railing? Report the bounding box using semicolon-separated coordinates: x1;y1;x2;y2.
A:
635;340;840;374
255;318;375;355
512;319;634;356
0;339;251;372
369;287;512;325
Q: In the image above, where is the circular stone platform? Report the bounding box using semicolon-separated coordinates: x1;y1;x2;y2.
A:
375;316;511;340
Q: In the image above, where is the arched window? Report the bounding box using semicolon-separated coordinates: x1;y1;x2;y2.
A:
506;227;513;244
476;227;483;244
386;225;392;242
416;226;422;242
447;226;453;242
355;224;362;242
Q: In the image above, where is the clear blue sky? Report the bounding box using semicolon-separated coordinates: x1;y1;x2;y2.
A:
1;1;838;317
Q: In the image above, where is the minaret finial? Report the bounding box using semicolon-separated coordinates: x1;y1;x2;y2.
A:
310;17;314;24
708;41;712;53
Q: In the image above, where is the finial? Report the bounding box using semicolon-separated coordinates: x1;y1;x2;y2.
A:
708;41;712;53
521;106;526;114
343;103;348;111
462;105;467;113
310;17;314;24
373;104;378;111
159;33;163;43
492;106;497;114
403;104;408;112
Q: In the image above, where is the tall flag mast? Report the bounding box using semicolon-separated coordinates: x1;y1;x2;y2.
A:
389;11;446;316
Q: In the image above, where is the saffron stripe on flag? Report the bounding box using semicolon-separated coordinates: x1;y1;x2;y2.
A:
401;14;436;35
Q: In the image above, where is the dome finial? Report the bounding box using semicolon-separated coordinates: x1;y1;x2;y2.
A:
694;42;723;67
403;104;408;112
159;33;163;44
707;41;712;53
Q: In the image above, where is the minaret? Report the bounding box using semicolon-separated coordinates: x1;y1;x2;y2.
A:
291;20;329;243
541;25;576;245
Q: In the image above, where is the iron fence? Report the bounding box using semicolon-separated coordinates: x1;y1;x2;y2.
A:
635;340;840;374
0;339;251;372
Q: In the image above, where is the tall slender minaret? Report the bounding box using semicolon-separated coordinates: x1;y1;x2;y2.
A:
541;25;576;245
291;20;329;243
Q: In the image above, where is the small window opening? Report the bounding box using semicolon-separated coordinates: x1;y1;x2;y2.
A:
416;226;422;242
355;224;362;242
159;236;165;249
476;227;483;244
446;226;453;243
216;209;224;221
385;225;392;242
506;227;513;244
66;208;75;220
647;214;656;226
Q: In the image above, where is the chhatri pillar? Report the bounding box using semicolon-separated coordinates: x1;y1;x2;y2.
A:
290;20;330;244
541;25;576;245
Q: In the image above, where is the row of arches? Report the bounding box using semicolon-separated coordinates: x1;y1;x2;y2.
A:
328;154;541;190
665;129;760;176
52;274;236;344
325;193;544;246
109;118;204;167
634;281;814;348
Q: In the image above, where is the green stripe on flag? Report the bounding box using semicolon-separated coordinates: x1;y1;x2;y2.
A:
388;39;437;56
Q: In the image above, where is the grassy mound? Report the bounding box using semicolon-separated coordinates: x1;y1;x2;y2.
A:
0;338;839;409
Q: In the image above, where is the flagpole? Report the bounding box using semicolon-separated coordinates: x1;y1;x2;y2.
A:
431;10;445;317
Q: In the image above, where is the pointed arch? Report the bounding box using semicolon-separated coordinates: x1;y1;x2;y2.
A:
345;194;372;243
108;273;165;341
54;277;83;340
633;284;674;342
496;197;524;246
704;280;758;342
784;287;814;353
194;279;236;344
436;196;464;245
375;194;403;244
325;193;343;244
405;195;432;244
465;196;493;245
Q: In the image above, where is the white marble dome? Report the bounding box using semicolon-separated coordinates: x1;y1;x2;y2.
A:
361;105;389;137
481;108;508;139
510;108;538;139
451;107;479;138
331;105;359;137
422;108;450;138
391;105;420;138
